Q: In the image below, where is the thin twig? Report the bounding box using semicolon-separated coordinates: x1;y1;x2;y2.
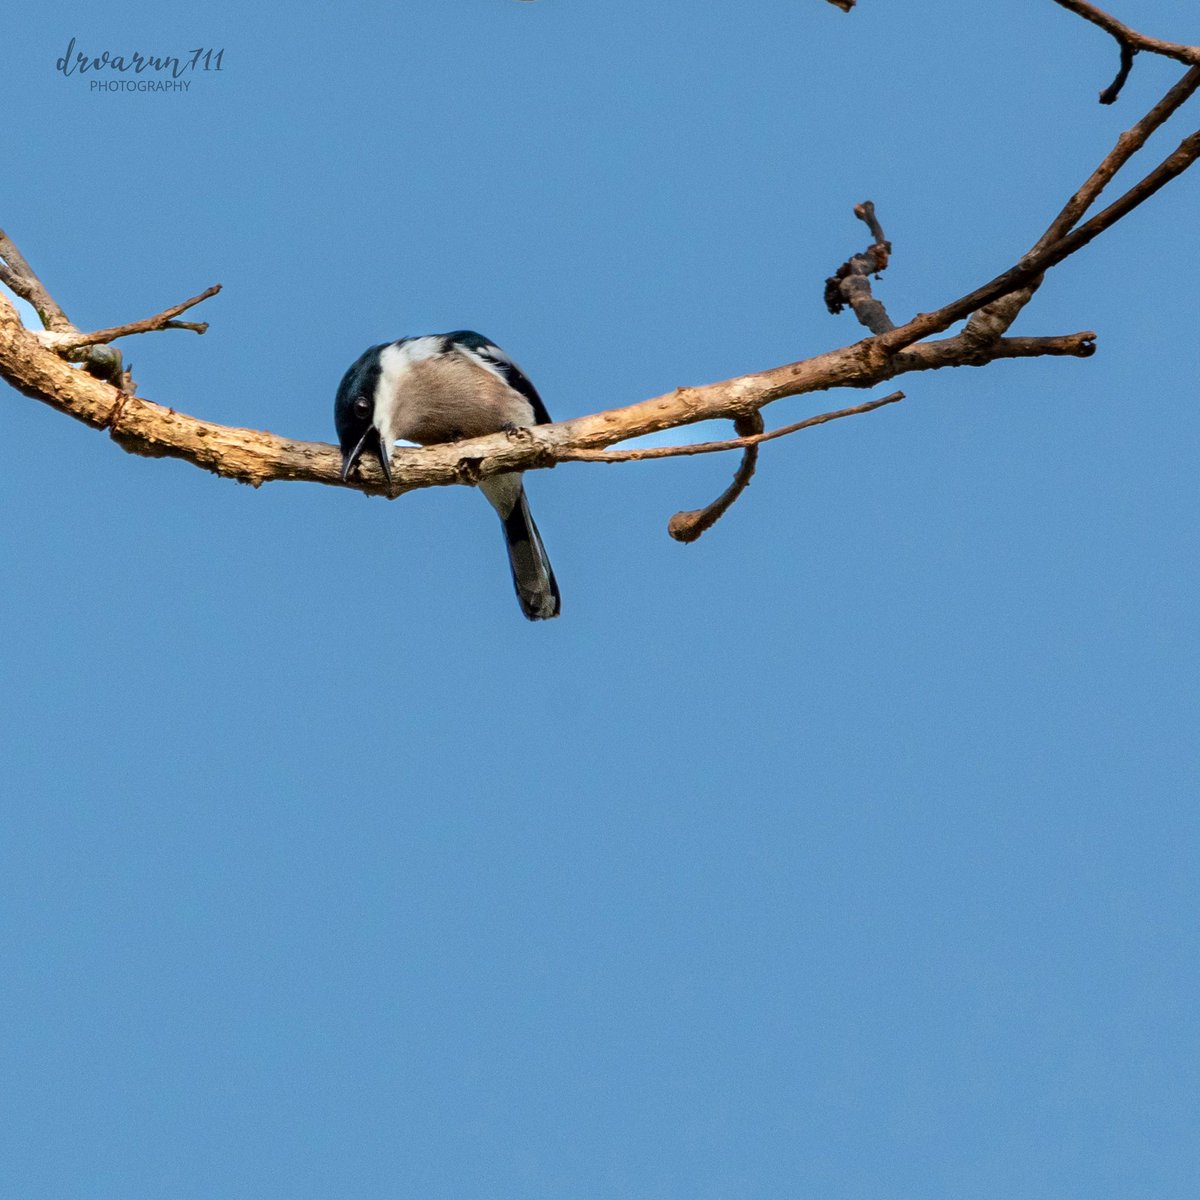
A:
892;332;1098;375
960;4;1200;344
669;411;764;543
36;285;221;352
1036;66;1200;252
563;393;904;464
1100;42;1137;105
881;128;1200;354
974;333;1097;360
963;63;1200;345
1051;0;1200;71
663;327;1092;541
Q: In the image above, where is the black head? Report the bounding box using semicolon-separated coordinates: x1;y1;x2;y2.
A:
334;344;390;484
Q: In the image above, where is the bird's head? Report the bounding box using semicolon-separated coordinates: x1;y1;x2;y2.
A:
334;344;391;484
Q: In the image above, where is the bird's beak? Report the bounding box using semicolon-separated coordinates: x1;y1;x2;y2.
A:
341;427;372;481
377;434;393;486
342;426;392;486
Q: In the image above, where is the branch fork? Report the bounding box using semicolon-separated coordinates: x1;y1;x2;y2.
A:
2;1;1198;546
0;228;219;392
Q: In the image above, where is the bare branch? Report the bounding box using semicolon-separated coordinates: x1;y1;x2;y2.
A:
1036;66;1200;252
568;393;904;465
894;332;1098;375
0;228;75;334
965;332;1097;361
36;285;222;353
962;63;1200;346
880;128;1200;355
0;281;1089;499
825;201;895;335
1100;41;1136;105
669;412;763;543
0;231;220;390
1052;1;1200;75
892;0;1198;361
1;4;1196;522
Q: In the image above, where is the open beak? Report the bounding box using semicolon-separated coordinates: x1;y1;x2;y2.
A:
341;426;393;486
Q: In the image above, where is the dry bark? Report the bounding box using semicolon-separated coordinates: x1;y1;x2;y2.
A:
2;3;1197;538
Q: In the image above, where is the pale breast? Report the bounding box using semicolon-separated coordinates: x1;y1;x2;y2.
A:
376;347;535;446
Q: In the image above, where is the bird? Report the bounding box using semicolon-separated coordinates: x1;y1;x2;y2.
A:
334;331;561;621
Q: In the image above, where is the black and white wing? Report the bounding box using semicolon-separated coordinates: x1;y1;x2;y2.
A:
443;330;552;426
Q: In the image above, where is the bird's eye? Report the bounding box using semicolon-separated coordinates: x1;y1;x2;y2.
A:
354;396;371;419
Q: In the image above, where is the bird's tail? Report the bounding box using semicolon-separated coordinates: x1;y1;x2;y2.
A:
498;485;560;621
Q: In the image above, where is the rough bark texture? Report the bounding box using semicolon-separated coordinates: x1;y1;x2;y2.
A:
2;2;1197;539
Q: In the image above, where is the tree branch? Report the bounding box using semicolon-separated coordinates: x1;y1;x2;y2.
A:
669;412;763;543
35;285;222;353
880;128;1200;355
0;281;1116;500
825;201;895;335
0;228;75;334
1051;1;1200;74
568;393;903;464
1;2;1197;540
1036;66;1200;252
1099;41;1136;105
1;227;221;392
960;63;1200;346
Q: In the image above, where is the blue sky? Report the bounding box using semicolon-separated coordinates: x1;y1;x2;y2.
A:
2;2;1198;1197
